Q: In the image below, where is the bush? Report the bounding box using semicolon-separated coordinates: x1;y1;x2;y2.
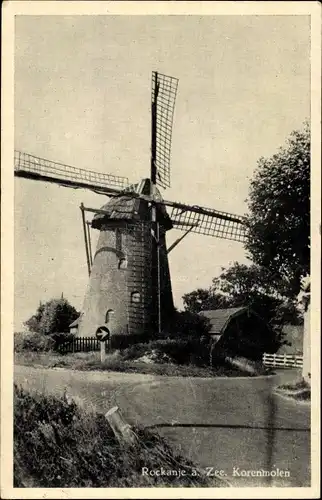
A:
14;332;54;352
121;337;210;367
14;385;212;487
50;331;75;351
14;331;75;353
163;310;211;338
110;333;150;350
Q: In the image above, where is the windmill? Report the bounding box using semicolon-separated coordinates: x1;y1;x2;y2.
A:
14;71;247;346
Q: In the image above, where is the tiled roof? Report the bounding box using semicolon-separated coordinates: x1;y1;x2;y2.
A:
201;307;247;335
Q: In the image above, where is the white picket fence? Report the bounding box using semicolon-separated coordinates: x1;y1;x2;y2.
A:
262;352;303;368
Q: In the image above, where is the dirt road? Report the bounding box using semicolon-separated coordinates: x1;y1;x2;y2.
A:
14;366;310;487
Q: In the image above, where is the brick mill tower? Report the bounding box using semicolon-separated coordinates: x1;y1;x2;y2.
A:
78;179;174;344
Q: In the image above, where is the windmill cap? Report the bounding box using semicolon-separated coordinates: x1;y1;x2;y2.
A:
92;178;173;230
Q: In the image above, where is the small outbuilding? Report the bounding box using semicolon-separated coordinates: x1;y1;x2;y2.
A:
69;316;80;335
200;306;277;362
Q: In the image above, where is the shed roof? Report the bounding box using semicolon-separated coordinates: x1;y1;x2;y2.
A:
201;307;248;335
69;317;80;328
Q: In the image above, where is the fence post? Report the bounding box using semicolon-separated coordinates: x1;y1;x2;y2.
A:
100;341;106;363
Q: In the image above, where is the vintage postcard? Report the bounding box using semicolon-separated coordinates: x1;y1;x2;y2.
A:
1;1;321;498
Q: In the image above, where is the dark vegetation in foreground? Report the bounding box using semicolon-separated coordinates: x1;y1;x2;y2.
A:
14;385;218;488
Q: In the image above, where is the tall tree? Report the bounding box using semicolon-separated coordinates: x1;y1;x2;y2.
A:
25;297;79;335
245;122;310;297
212;262;299;328
182;288;228;314
183;262;300;337
24;302;45;333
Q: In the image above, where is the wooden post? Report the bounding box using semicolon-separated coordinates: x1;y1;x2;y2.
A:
297;275;311;385
86;220;93;267
80;203;91;277
105;406;138;447
100;341;106;363
302;302;311;384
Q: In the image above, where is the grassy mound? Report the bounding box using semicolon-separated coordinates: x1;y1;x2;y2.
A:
278;378;310;391
275;377;311;402
14;385;217;488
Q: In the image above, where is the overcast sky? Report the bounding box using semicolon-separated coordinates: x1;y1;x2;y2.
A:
14;14;310;330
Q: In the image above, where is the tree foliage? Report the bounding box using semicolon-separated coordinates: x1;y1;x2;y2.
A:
182;262;300;335
212;262;299;328
25;297;79;335
24;303;46;333
245;123;310;297
166;310;211;338
181;289;228;315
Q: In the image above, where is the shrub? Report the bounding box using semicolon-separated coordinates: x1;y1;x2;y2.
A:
163;310;211;338
121;342;153;361
121;337;210;367
50;331;75;351
110;333;149;350
14;331;75;353
14;332;54;352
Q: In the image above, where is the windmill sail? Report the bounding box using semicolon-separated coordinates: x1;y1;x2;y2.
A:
166;200;247;242
151;72;179;189
15;71;248;343
14;150;129;195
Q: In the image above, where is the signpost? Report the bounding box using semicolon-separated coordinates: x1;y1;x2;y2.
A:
96;326;110;363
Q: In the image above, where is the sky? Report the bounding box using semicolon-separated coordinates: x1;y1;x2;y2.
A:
14;14;310;331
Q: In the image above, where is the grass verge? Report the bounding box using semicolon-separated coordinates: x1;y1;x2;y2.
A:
14;384;220;487
275;377;311;401
14;351;253;377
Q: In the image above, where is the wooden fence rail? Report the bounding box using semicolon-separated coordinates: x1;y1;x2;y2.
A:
58;337;101;354
262;353;303;368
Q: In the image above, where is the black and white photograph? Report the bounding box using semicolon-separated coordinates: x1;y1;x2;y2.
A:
1;1;320;498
